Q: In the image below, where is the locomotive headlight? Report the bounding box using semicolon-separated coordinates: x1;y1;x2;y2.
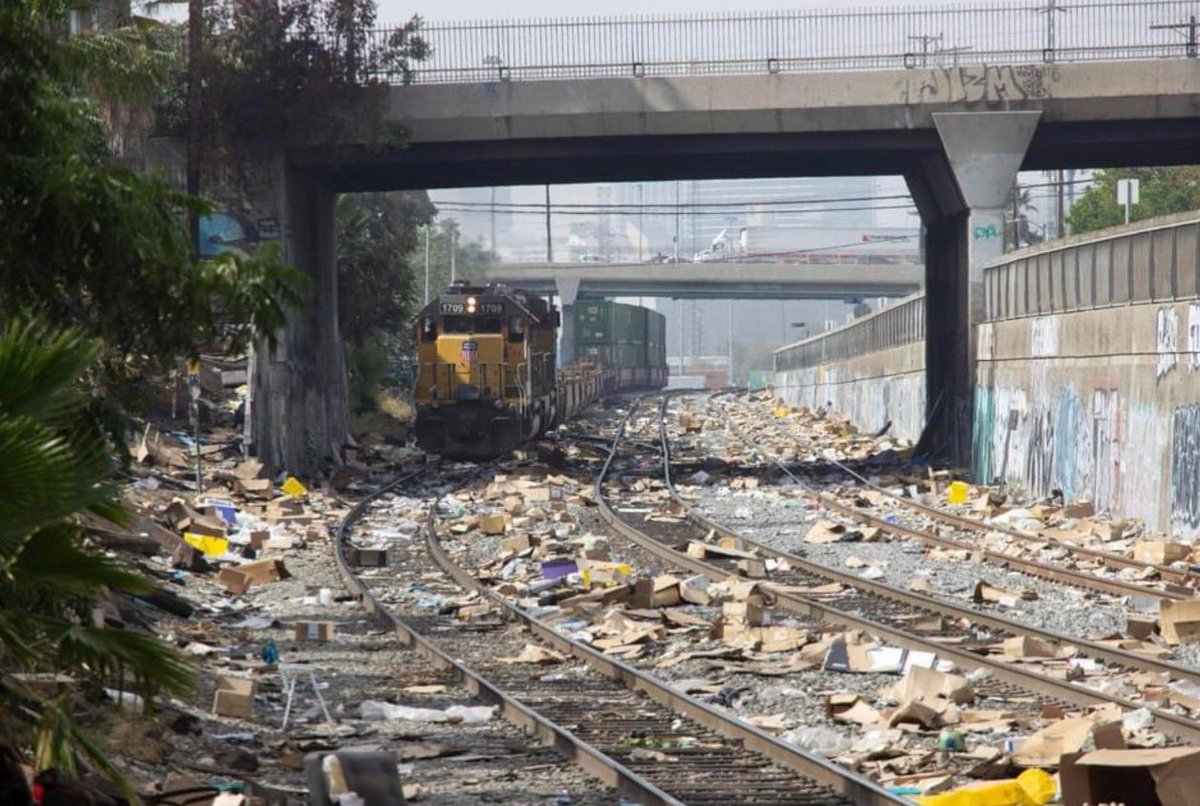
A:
466;296;477;313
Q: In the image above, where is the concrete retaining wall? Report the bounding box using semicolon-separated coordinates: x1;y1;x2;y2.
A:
775;342;926;442
974;299;1200;537
773;213;1200;538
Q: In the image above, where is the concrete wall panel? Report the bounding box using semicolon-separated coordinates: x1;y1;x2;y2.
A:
975;299;1200;538
775;342;925;443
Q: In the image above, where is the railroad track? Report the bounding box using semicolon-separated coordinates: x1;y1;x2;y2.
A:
333;445;903;804
713;391;1196;600
596;392;1200;748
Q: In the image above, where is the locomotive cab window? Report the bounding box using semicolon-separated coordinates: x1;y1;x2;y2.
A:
421;318;437;342
507;315;526;342
444;316;502;334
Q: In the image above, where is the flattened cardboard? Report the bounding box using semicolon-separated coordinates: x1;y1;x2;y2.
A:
887;666;974;705
1012;716;1114;767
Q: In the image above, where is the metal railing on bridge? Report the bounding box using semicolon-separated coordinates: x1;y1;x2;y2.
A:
985;212;1200;320
384;0;1200;84
774;293;926;373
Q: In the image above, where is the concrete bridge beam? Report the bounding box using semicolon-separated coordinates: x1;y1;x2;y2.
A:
555;275;581;367
250;165;349;476
908;111;1040;465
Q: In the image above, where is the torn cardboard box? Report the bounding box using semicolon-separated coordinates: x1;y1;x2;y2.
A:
1060;747;1200;806
1159;599;1200;645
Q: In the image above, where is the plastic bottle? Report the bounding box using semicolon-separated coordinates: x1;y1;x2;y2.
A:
915;769;1055;806
261;637;280;665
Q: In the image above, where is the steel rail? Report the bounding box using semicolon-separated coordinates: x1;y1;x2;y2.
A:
691;401;1200;685
336;459;901;804
333;469;685;806
731;393;1197;594
596;393;1200;746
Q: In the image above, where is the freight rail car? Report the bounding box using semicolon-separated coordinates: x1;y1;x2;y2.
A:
574;300;668;391
412;284;665;458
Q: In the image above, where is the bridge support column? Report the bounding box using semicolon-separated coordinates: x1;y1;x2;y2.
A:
250;164;349;476
555;276;580;367
910;111;1040;465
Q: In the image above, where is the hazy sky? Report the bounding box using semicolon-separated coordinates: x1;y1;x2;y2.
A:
378;0;973;25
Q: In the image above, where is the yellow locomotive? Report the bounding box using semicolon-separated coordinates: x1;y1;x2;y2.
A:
413;283;601;457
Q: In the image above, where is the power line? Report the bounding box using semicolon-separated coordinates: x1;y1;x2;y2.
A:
428;192;915;211
431;202;918;218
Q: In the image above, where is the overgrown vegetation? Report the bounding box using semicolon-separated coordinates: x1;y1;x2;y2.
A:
0;323;194;800
190;0;428;155
0;0;307;379
1067;167;1200;234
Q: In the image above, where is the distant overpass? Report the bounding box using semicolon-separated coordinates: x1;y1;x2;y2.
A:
484;262;924;300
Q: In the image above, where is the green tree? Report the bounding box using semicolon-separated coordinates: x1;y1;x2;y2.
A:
418;219;499;301
337;192;436;346
0;322;193;799
1067;167;1200;234
0;0;307;378
193;0;428;154
337;191;435;409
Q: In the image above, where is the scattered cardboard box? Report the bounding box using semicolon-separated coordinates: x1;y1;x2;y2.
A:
212;676;255;718
632;575;682;609
1159;599;1200;645
478;513;507;535
804;520;847;544
347;548;389;567
1133;540;1191;566
294;621;335;642
1060;747;1200;806
973;580;1037;606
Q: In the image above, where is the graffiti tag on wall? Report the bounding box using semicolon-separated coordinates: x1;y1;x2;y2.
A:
198;211;281;259
1171;405;1200;530
1188;302;1200;372
1030;317;1059;358
905;64;1058;105
1157;306;1179;380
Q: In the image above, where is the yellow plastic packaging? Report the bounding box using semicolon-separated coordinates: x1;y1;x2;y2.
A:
946;480;970;505
281;476;308;498
915;769;1055;806
183;532;230;558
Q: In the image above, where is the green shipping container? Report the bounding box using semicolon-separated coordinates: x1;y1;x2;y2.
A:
575;301;647;344
748;370;773;391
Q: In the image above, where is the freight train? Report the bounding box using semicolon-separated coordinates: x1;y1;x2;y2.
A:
413;283;667;457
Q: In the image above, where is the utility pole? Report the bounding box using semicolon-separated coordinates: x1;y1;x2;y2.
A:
490;187;496;255
638;183;644;262
677;299;684;375
423;225;431;304
673;181;681;262
1055;169;1065;238
726;299;734;386
1037;0;1067;62
908;33;942;66
1151;16;1199;58
545;184;553;263
450;227;457;284
186;0;202;257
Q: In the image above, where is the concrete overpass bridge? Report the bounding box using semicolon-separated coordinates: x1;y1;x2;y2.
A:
247;1;1200;473
484;262;924;300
